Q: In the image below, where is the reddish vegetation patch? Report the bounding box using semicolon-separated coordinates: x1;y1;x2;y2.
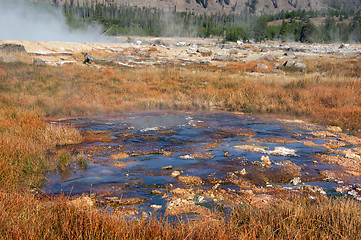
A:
0;68;5;75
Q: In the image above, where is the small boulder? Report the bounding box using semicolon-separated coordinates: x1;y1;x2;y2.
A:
0;43;27;54
254;63;269;71
293;62;306;69
162;165;173;170
33;58;46;66
171;171;181;178
261;155;271;165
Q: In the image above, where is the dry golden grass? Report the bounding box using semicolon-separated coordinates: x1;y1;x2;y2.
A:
0;55;361;238
0;190;360;239
1;58;360;130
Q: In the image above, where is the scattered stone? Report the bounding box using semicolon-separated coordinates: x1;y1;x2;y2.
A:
254;63;269;71
293;62;306;69
235;168;247;175
345;152;361;160
337;134;361;145
290;177;301;185
151;190;163;195
284;51;295;57
268;147;298;157
111;162;127;169
109;152;129;160
171;171;181;178
0;43;27;54
235;145;297;156
311;131;337;138
228;48;239;54
275;160;302;178
212;55;233;61
178;175;202;186
33;58;46;66
261;155;271;165
153;40;167;46
113;52;137;62
162;165;173;170
224;152;231;157
105;196;148;206
221;44;233;49
197;47;212;54
180;154;193;159
327;126;342;133
151;204;162;209
82;52;95;64
166;198;211;216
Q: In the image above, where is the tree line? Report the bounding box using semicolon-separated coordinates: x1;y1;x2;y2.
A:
56;0;361;43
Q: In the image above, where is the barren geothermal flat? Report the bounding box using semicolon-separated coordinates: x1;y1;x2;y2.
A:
1;37;361;221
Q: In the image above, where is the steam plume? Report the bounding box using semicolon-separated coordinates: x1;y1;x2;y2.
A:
0;0;109;42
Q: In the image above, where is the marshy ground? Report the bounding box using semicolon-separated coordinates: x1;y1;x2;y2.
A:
1;37;361;239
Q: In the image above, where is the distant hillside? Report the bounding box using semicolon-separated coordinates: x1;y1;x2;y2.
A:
35;0;361;15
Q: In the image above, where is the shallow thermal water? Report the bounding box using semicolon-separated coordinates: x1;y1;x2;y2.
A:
43;111;360;215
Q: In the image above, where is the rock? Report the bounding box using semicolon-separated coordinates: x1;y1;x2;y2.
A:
82;52;95;64
268;147;297;157
105;196;148;206
113;52;137;62
153;40;167;46
261;155;271;165
254;63;269;71
33;58;46;66
109;152;129;160
235;168;247;175
293;62;306;69
345;152;361;160
151;204;162;209
197;47;212;54
166;198;211;216
284;51;295;57
228;48;239;54
221;44;233;49
151;190;163;195
212;55;233;61
171;170;181;178
327;126;342;133
0;43;27;54
178;175;202;186
311;131;336;138
0;56;19;63
283;60;306;69
176;42;190;47
283;60;295;67
224;152;231;157
162;165;173;170
290;177;301;185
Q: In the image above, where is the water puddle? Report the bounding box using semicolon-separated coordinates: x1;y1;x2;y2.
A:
43;111;361;217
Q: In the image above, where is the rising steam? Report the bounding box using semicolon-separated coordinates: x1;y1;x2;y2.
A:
0;0;109;42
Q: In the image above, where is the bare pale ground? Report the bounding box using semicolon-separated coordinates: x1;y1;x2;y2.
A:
2;37;360;68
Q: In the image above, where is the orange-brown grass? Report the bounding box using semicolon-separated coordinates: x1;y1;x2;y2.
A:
0;190;360;239
1;60;361;131
1;59;361;238
0;107;82;189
